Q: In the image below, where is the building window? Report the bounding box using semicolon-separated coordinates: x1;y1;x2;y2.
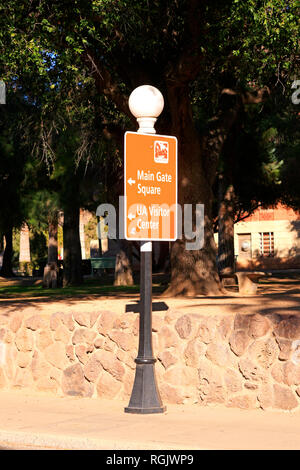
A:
238;234;252;258
259;232;274;256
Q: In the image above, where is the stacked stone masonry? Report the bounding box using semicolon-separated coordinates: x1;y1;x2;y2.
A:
1;309;300;411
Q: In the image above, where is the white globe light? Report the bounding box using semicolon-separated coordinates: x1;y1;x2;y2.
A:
129;85;164;118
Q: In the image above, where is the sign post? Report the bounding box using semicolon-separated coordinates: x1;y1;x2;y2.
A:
124;132;177;242
124;85;177;414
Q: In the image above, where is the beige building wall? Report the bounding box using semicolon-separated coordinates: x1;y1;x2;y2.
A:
214;205;300;270
79;217;86;260
234;219;300;259
19;223;31;263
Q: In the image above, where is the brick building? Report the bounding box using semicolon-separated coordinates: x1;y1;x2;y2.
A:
234;204;300;270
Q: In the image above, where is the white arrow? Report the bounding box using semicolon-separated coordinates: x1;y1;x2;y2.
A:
130;227;136;234
128;213;135;221
127;177;136;186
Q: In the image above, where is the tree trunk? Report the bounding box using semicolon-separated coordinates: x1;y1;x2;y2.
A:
162;84;223;296
0;228;14;277
217;176;235;275
43;217;59;288
63;206;83;287
114;208;134;286
114;240;134;286
155;241;170;272
165;216;222;296
48;218;58;264
0;235;3;252
96;216;103;257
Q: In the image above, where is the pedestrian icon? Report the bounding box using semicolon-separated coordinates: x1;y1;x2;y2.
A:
154;141;169;164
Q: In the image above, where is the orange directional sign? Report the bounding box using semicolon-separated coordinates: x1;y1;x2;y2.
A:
124;131;177;241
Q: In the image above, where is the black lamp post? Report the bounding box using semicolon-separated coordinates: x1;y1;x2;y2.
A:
124;85;166;414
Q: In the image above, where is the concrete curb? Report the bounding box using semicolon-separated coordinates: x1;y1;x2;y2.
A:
0;430;201;450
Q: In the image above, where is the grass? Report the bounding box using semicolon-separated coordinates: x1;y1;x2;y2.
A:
0;276;166;299
1;272;298;300
0;281;138;299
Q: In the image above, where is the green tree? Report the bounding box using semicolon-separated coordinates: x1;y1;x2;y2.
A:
1;0;298;293
0;92;32;276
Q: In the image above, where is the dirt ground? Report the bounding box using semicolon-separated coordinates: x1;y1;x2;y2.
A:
0;273;299;321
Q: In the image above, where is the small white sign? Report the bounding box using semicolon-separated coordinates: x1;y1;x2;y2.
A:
0;81;6;105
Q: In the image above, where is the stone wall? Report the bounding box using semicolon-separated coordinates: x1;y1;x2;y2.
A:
1;309;300;411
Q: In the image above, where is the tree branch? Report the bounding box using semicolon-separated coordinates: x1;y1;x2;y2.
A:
234;202;262;223
165;0;206;85
84;49;134;122
204;89;243;185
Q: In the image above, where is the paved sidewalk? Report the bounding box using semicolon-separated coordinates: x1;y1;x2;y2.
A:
0;389;300;450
